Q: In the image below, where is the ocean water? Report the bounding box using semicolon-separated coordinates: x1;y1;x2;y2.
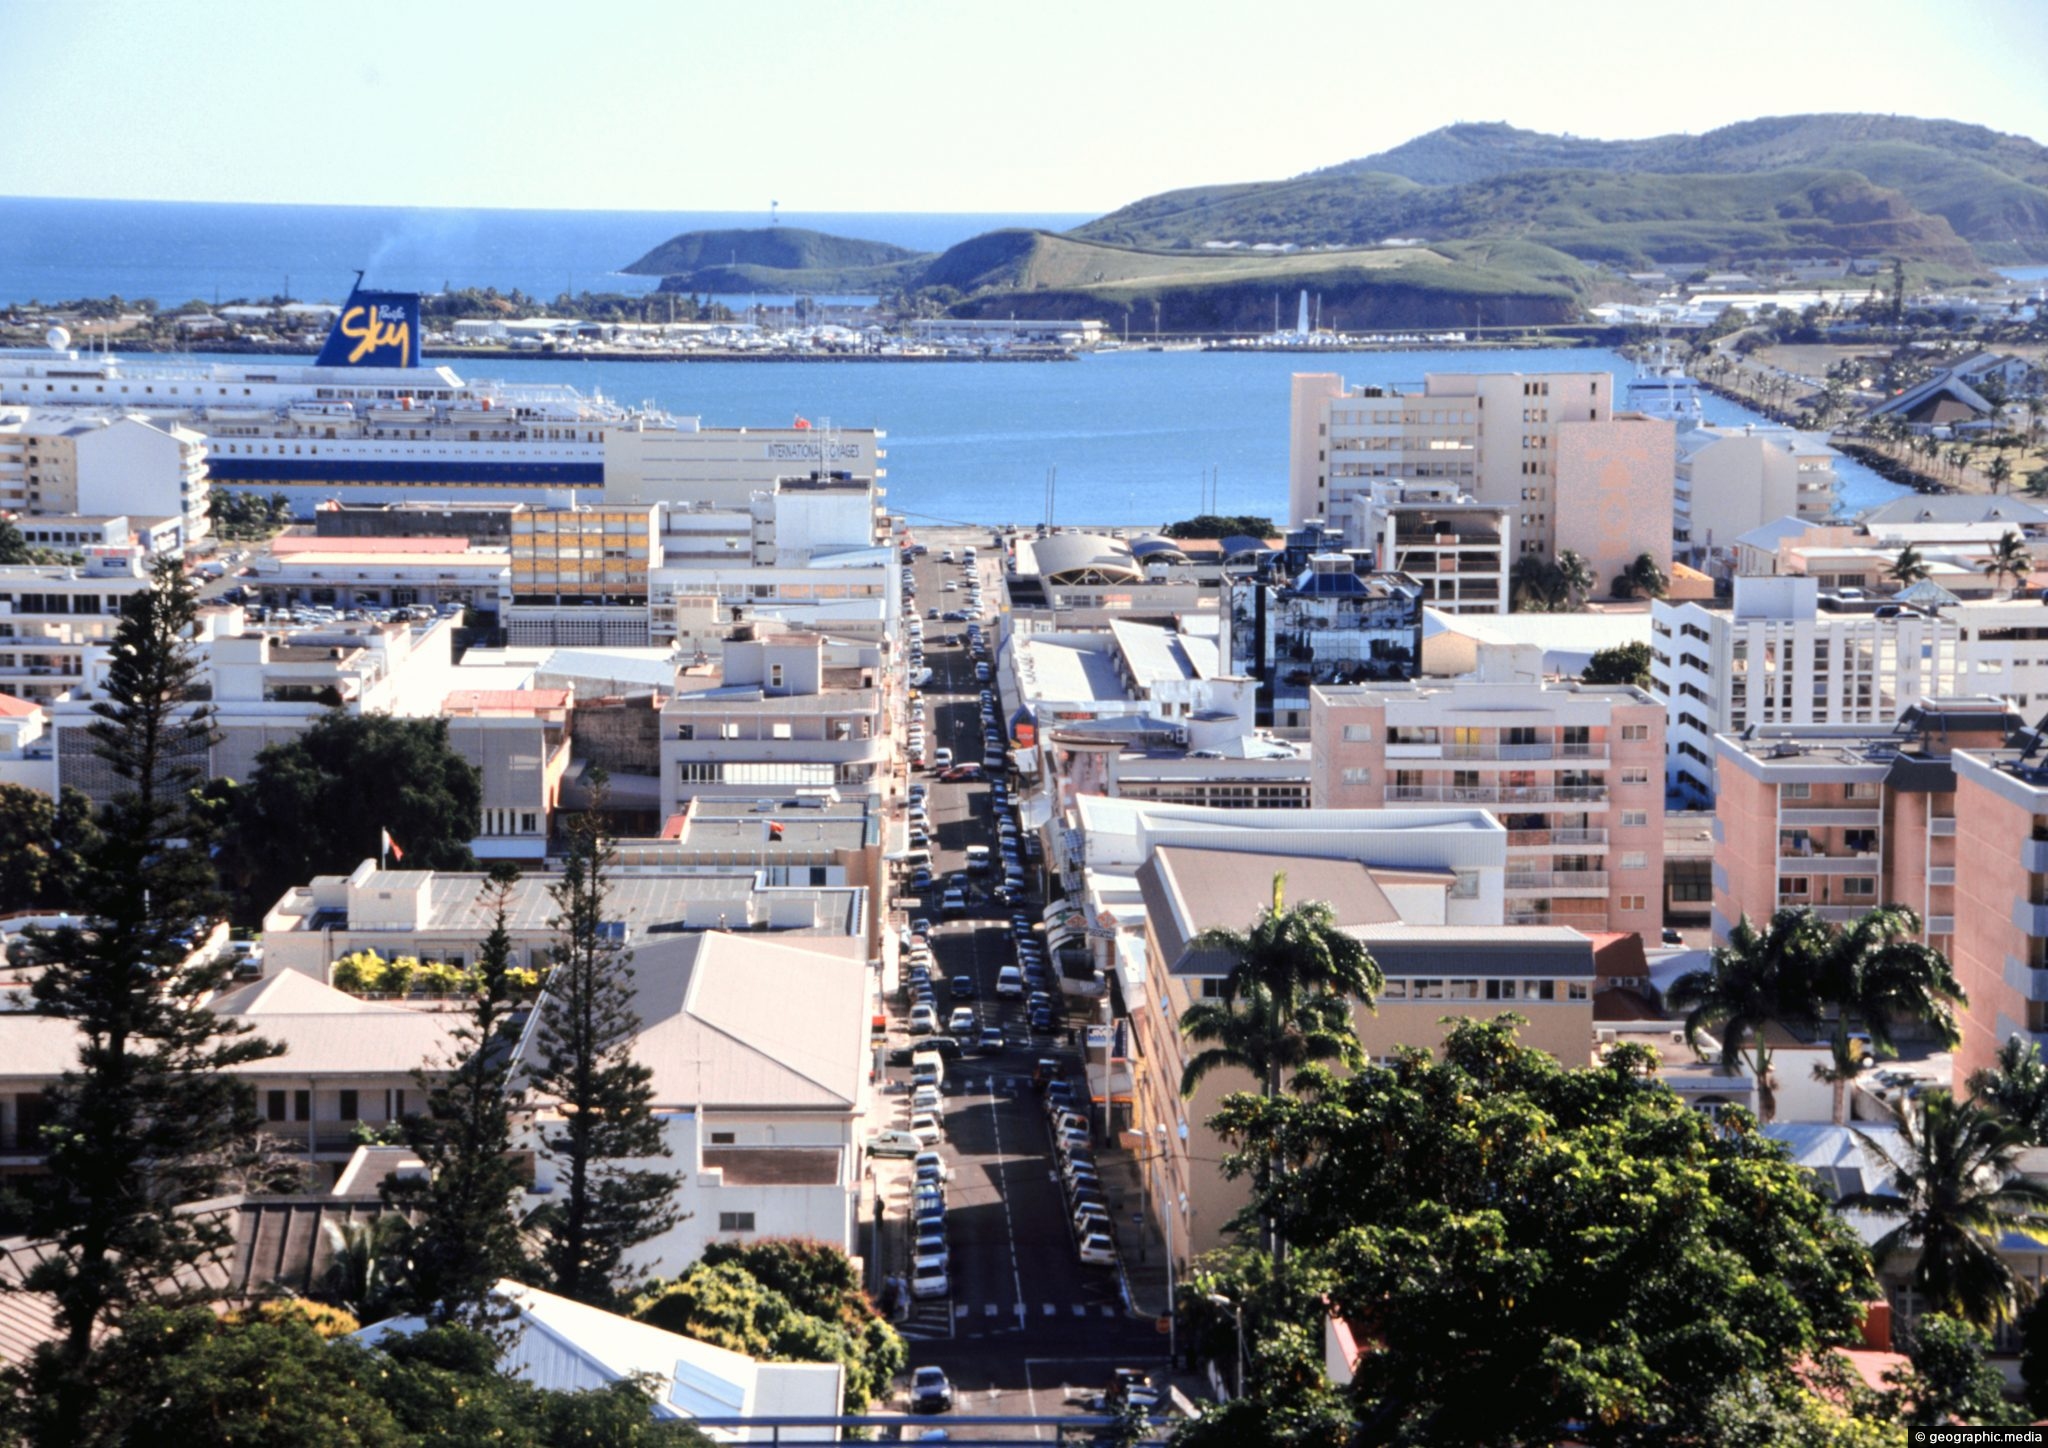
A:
0;197;1093;308
194;345;1905;528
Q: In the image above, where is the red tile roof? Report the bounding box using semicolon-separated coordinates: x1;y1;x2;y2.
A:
0;693;40;717
443;689;572;715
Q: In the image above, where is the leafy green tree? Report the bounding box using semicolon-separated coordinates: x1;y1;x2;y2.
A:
2021;1293;2048;1415
0;783;98;910
1555;548;1595;607
0;1305;715;1448
1886;1313;2019;1426
387;861;531;1323
527;812;680;1306
221;712;481;921
1161;515;1277;541
1581;640;1654;688
634;1242;905;1412
1886;544;1931;586
0;515;30;566
11;559;285;1442
1970;1035;2048;1143
1203;1020;1875;1446
1841;1090;2048;1328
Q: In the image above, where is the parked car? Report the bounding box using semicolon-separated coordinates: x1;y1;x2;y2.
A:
867;1129;921;1157
908;1005;937;1035
911;1260;950;1300
946;1006;976;1035
1077;1232;1117;1268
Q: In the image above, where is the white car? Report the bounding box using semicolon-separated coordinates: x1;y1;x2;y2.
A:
1077;1232;1116;1268
908;1115;945;1148
912;1085;943;1116
911;1259;950;1299
914;1150;953;1182
946;1006;976;1035
908;1005;937;1035
995;966;1024;998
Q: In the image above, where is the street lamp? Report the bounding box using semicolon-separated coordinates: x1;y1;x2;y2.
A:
1206;1292;1246;1401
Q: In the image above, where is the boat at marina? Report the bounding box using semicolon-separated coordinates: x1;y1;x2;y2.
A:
1623;342;1705;428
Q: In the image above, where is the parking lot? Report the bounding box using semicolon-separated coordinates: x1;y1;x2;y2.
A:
876;535;1167;1436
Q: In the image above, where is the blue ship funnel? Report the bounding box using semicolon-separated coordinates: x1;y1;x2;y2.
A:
316;284;421;368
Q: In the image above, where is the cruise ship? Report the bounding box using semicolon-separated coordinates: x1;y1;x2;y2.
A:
1623;342;1706;429
0;284;671;506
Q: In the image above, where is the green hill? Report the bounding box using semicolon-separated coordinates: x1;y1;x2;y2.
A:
1323;115;2048;262
924;230;1583;330
623;226;928;282
1077;165;1982;270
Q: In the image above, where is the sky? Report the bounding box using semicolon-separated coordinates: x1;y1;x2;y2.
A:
4;0;2047;215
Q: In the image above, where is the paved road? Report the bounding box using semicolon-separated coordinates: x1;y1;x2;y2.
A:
884;539;1165;1436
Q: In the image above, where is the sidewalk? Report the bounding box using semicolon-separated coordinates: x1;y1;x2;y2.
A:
1093;1142;1173;1320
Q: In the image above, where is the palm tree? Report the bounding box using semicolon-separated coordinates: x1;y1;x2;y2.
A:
1667;908;1830;1121
1555;549;1596;609
1990;455;2015;495
1888;544;1932;588
1840;1091;2048;1328
1970;1036;2048;1145
1189;873;1381;1070
1984;531;2034;598
1619;552;1668;600
1812;904;1965;1124
1180;872;1380;1254
1511;555;1563;612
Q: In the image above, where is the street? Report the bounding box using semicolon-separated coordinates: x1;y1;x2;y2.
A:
882;534;1167;1437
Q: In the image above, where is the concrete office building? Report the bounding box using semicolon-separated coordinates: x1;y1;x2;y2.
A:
0;549;153;702
1310;679;1667;936
1289;371;1674;587
503;503;662;647
1346;480;1511;614
659;628;890;817
1651;576;1965;806
1675;424;1841;559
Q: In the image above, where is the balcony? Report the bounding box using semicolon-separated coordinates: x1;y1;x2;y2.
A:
2024;838;2048;873
1779;807;1882;828
1928;866;1957;887
1928;916;1956;937
1385;784;1609;806
1505;827;1609;849
1930;817;1957;837
1440;741;1606;762
2015;900;2048;939
1504;869;1609;894
1776;850;1880;875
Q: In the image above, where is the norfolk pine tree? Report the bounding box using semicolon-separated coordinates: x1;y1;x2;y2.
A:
389;861;531;1322
527;799;680;1306
9;558;283;1433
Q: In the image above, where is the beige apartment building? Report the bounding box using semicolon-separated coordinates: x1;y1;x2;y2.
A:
1126;842;1596;1265
1289;371;1674;588
0;410;212;548
1708;702;2019;957
1309;680;1667;937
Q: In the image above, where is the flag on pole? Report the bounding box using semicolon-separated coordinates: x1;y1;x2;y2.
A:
766;820;786;840
381;828;404;863
792;415;812;430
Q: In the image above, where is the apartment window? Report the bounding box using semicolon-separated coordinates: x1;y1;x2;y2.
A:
1618;894;1647;911
293;1090;310;1122
1782;782;1811;799
1341;724;1372;742
1779;876;1810;896
1567;981;1591;1002
1341;767;1371;785
770;664;784;689
1620;851;1648;870
338;1090;359;1122
1846;782;1879;800
718;1212;756;1233
720;722;740;739
1486;979;1519;1000
520;813;538;833
710;1131;736;1145
1844;877;1876;897
1380;979;1408;999
1622;767;1650;785
1529;979;1556;1001
1621;811;1648;828
266;1090;287;1123
1620;724;1649;741
1447;979;1481;1000
1413;979;1444;999
1450;870;1479;899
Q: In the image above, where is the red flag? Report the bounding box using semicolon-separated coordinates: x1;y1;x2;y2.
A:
381;828;404;862
767;820;786;839
792;416;812;430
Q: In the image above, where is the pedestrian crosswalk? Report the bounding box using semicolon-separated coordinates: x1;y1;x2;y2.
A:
897;1298;1120;1338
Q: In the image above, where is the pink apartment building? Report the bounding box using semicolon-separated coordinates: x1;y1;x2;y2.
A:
1310;680;1667;936
1953;743;2048;1088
